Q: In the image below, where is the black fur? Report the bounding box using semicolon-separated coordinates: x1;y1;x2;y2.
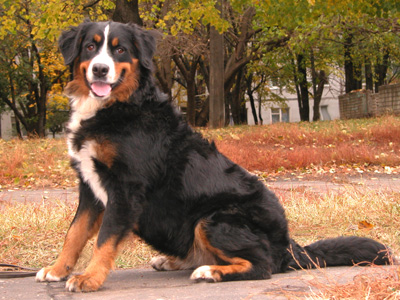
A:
39;21;392;291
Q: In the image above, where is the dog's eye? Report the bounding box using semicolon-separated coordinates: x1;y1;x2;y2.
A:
116;47;125;54
87;44;95;51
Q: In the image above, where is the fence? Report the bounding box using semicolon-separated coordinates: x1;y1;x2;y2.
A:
339;83;400;119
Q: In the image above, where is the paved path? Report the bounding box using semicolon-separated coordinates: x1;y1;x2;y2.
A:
1;176;400;204
0;266;397;300
267;176;400;193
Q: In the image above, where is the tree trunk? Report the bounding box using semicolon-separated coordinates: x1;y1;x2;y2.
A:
209;0;225;128
246;74;258;125
231;70;244;125
196;96;209;127
374;51;389;93
258;96;263;125
312;70;327;121
354;62;362;90
112;0;142;25
173;55;199;126
186;78;197;126
310;50;327;121
297;54;310;122
155;57;173;101
15;120;23;139
365;59;373;91
344;34;361;93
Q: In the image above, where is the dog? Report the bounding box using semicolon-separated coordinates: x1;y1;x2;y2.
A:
36;20;392;292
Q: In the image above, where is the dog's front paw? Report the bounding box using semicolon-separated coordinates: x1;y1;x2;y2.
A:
66;274;102;292
190;266;220;283
36;266;67;282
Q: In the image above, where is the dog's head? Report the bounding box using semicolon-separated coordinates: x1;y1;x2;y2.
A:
59;21;156;103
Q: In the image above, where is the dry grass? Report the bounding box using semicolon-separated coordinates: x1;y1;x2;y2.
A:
269;187;400;299
275;265;400;299
0;139;75;189
1;116;400;189
306;268;400;300
275;187;400;252
0;200;155;271
0;187;398;271
200;115;400;174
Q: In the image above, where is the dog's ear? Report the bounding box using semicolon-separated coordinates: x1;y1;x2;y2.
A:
129;24;156;71
58;20;91;66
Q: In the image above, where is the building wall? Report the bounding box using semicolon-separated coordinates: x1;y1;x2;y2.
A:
246;83;341;125
0;112;13;140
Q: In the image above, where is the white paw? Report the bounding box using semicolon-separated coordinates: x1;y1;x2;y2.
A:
35;268;62;282
190;266;217;282
65;278;76;292
150;256;169;271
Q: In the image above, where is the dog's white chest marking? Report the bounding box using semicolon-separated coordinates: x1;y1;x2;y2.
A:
67;97;108;206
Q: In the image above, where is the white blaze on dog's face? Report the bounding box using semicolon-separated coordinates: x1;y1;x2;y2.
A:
86;25;116;98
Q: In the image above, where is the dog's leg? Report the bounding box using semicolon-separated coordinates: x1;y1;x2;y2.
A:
65;234;123;292
151;233;218;271
189;220;277;282
65;194;132;292
151;254;211;271
36;181;104;282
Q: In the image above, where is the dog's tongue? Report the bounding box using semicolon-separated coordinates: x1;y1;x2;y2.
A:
91;82;112;97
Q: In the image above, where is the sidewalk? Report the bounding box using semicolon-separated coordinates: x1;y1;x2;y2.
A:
1;175;399;204
0;266;397;300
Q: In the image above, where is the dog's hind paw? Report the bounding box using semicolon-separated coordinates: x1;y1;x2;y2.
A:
190;266;220;283
150;256;170;271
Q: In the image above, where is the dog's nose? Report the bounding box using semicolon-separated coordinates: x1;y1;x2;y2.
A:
92;63;109;78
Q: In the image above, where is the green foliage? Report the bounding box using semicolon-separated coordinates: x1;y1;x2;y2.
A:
140;0;229;34
46;84;70;136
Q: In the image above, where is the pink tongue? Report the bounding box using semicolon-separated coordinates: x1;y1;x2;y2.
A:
91;82;112;97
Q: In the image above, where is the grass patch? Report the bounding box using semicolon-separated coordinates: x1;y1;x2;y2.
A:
0;139;75;189
0;200;155;271
1;116;400;189
203;115;400;173
0;187;398;271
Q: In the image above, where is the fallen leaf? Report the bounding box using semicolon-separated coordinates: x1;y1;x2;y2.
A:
358;221;374;231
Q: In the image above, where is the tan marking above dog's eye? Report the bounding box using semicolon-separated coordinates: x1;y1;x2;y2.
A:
112;37;119;47
94;34;102;43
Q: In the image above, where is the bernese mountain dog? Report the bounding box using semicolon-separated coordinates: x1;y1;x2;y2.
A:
36;20;392;292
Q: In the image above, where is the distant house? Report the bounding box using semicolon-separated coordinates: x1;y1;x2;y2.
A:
0;111;13;140
246;76;345;124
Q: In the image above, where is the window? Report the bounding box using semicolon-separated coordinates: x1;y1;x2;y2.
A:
271;108;289;123
320;105;331;121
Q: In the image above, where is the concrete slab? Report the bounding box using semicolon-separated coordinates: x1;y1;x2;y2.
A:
0;266;396;300
0;188;78;204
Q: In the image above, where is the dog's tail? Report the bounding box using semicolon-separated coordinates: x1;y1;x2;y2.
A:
288;236;394;270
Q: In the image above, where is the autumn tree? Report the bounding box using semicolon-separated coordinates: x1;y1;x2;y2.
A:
0;0;114;138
